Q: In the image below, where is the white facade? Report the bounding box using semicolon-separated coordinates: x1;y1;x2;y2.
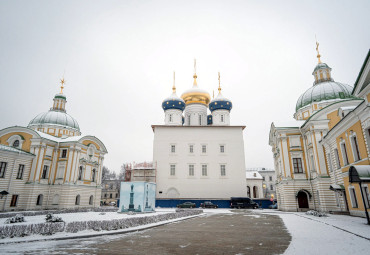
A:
153;126;247;199
246;170;263;198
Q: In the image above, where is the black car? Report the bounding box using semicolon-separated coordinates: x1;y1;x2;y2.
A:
230;197;258;209
200;201;218;208
177;202;196;208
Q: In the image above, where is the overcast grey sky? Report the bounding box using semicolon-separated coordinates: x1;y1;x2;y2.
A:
1;0;369;173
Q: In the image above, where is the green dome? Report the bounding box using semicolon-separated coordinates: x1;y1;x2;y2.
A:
296;81;354;111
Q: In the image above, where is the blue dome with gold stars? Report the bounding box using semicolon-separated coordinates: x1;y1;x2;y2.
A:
209;93;232;112
162;92;186;111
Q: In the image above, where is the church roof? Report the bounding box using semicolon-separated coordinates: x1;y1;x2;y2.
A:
0;144;35;156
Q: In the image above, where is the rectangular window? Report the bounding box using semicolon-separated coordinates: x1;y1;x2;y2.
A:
270;185;273;190
292;158;303;173
10;195;18;207
351;136;361;162
262;176;265;181
269;176;272;181
220;145;225;153
202;145;207;153
202;165;207;176
61;149;67;158
170;165;176;176
171;145;176;153
169;114;173;122
16;164;24;179
334;149;341;169
199;115;202;125
341;143;349;165
221;115;224;122
189;145;194;153
188;115;191;125
349;187;358;208
189;165;194;176
42;165;49;179
0;162;7;178
220;165;226;176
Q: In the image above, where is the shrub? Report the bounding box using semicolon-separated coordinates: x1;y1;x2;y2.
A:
4;214;25;224
45;213;64;223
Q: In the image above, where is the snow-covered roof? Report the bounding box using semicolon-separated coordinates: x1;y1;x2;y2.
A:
245;171;263;179
0;144;35;156
35;130;83;142
273;120;305;129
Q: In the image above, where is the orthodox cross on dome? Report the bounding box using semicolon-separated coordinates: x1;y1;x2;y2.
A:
315;36;322;64
218;72;222;93
60;78;65;94
193;58;198;86
172;71;176;93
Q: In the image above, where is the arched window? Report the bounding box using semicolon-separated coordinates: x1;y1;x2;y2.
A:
36;194;43;205
78;166;83;180
247;186;251;197
92;169;96;182
253;186;258;198
75;195;80;205
52;194;59;205
12;140;20;148
89;195;93;205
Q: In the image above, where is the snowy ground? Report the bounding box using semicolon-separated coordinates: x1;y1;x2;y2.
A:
0;208;369;254
256;209;370;255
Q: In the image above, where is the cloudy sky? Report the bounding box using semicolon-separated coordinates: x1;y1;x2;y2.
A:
1;0;369;173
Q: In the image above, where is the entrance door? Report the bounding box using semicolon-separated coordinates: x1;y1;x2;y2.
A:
297;191;309;208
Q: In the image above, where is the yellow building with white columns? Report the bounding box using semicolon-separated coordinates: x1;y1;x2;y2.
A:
0;80;108;211
321;50;370;217
269;44;366;213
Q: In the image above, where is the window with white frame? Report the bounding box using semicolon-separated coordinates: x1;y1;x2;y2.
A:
350;134;361;162
269;176;272;181
199;115;202;125
169;114;173;122
188;165;194;176
221;115;224;122
202;145;207;154
189;145;194;153
340;141;349;165
220;165;226;176
220;145;225;153
362;185;370;208
61;149;67;158
78;166;83;180
42;165;49;179
12;140;20;148
188;115;191;125
16;164;24;179
349;187;358;208
171;145;176;153
201;165;207;176
334;148;341;169
0;162;7;178
293;158;303;173
170;165;176;176
270;185;273;190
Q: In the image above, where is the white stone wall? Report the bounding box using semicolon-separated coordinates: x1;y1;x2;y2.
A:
164;109;183;125
153;126;247;199
183;104;207;126
212;110;230;126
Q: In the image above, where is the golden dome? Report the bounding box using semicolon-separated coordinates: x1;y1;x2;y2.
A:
181;74;211;105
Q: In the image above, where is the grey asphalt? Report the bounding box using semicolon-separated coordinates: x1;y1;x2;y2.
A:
39;209;291;255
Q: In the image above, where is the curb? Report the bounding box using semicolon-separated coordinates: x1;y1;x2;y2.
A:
0;213;204;245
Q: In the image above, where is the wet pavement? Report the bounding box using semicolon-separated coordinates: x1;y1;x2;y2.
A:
15;210;291;255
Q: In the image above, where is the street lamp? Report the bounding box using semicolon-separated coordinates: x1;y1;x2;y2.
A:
263;184;267;198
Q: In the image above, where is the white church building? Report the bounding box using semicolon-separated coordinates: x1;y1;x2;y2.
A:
153;64;247;205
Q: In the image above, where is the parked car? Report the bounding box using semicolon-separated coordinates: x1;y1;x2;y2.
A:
109;201;116;206
230;197;258;209
269;203;278;209
177;202;196;208
200;201;218;208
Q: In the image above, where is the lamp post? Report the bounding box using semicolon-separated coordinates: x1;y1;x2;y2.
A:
263;184;267;198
